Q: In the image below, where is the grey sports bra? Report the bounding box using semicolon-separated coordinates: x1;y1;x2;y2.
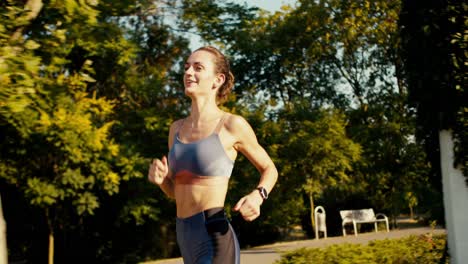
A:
168;114;234;183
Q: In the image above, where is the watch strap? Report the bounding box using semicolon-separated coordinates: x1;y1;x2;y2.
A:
257;187;268;200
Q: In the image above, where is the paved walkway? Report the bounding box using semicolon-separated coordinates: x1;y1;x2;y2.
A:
144;226;446;264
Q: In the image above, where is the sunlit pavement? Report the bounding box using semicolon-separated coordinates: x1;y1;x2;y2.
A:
143;225;446;264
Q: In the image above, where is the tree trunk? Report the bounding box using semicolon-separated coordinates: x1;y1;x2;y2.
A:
48;232;54;264
309;193;315;237
46;209;54;264
10;0;44;42
440;130;468;263
0;195;7;264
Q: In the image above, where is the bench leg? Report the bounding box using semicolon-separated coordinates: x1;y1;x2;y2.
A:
353;221;358;236
374;222;378;233
343;226;347;236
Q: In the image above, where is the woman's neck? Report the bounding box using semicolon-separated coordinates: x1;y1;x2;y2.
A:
190;97;223;126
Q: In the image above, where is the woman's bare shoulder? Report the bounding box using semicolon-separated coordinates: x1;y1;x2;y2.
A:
225;113;247;127
224;113;254;134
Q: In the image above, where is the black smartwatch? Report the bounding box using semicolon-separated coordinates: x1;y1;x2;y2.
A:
257;187;268;200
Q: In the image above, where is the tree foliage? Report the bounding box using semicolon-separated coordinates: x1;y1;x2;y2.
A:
181;0;432;227
0;0;448;262
399;0;467;184
1;0;187;262
281;106;361;232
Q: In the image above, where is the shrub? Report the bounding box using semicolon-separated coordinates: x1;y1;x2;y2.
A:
276;234;447;264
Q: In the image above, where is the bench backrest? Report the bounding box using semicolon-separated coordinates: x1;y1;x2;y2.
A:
340;209;376;223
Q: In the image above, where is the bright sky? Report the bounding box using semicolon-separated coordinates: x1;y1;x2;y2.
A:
234;0;297;12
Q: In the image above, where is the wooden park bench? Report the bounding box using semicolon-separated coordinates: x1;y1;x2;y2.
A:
340;208;389;236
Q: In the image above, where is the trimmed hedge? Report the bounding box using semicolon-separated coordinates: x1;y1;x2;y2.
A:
276;234;447;264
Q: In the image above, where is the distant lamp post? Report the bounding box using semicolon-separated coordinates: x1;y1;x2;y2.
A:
314;206;327;239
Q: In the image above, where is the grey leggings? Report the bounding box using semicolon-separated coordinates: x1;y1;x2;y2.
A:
176;208;240;264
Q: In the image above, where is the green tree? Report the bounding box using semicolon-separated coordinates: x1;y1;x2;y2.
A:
404;192;418;219
0;0;146;262
399;0;467;261
88;2;192;261
399;0;467;184
178;0;435;237
346;90;432;225
281;106;361;234
0;0;44;116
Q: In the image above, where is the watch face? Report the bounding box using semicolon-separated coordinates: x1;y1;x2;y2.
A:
258;187;268;199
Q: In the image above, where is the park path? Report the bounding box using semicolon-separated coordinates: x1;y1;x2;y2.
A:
143;224;446;264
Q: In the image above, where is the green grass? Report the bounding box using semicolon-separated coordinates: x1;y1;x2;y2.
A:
276;234;447;264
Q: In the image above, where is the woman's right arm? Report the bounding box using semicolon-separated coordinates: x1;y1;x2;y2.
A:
148;120;180;199
149;156;174;198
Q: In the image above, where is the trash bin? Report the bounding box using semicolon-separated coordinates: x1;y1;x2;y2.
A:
314;206;327;239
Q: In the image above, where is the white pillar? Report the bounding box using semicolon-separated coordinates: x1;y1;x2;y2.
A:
439;130;468;263
0;195;7;264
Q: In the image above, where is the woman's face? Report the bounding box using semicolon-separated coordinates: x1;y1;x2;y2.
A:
183;50;224;99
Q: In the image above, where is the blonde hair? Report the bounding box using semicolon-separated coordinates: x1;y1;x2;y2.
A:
194;46;235;104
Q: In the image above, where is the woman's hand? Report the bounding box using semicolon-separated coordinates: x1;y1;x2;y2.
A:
233;190;264;222
148;156;169;185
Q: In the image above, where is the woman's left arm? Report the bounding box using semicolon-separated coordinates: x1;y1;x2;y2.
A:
229;115;278;222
